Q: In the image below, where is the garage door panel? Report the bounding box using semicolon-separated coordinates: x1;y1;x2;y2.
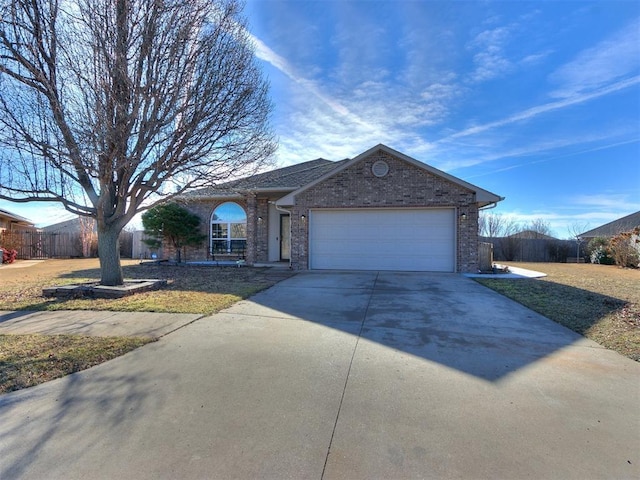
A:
309;209;455;272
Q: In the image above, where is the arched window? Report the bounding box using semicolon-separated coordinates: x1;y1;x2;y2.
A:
211;202;247;255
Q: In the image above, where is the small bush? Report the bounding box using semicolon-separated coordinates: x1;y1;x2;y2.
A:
610;228;640;268
1;247;18;264
587;237;615;265
0;230;23;253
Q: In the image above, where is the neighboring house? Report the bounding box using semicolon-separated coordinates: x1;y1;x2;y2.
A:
42;217;96;234
579;211;640;241
182;144;503;272
507;230;558;240
42;216;98;258
0;208;36;232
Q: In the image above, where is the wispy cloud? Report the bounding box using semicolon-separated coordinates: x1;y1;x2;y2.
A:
459;137;640;176
571;193;640;212
250;31;455;164
250;33;353;119
467;25;514;82
438;75;640;142
494;190;640;238
549;17;640;98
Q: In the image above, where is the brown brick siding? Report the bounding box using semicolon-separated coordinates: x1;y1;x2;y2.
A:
290;150;479;272
158;199;248;262
244;195;271;264
180;150;483;272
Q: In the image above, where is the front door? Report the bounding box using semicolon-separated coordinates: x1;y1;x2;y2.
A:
280;214;291;261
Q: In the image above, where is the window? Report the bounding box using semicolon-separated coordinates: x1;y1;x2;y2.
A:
211;202;247;255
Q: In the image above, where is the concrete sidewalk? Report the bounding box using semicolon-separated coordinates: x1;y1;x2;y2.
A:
0;310;203;338
1;272;638;479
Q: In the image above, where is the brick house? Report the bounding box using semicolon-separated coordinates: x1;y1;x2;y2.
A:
181;144;503;272
0;208;36;233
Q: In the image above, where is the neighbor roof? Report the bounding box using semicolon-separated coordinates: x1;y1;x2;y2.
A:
42;217;97;233
187;158;348;198
0;208;34;226
507;230;558;240
276;144;504;208
579;211;640;238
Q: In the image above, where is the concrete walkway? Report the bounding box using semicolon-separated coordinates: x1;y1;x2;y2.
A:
0;272;638;479
0;310;203;338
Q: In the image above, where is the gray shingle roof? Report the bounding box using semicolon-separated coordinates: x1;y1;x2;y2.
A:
187;158;348;198
579;211;640;238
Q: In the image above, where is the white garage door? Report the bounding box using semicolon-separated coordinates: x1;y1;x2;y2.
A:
309;208;455;271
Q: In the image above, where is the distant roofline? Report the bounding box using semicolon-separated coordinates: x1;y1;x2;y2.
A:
578;210;640;238
0;208;34;225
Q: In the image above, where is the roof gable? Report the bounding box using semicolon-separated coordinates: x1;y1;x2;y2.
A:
276;144;503;207
507;230;558;240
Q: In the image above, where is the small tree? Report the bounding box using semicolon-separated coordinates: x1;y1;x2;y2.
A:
527;218;552;238
568;221;590;263
142;203;206;263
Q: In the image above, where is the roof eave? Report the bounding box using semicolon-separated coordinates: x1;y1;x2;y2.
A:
0;209;34;225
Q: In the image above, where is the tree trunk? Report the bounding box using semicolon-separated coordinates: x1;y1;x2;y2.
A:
98;225;124;286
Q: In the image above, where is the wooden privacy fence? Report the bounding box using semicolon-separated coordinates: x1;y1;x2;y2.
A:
1;230;155;260
478;242;493;272
1;231;82;259
480;236;580;263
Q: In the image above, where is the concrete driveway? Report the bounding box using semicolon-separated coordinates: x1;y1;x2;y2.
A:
1;271;638;479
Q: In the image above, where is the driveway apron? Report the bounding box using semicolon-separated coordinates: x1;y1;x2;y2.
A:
0;271;638;479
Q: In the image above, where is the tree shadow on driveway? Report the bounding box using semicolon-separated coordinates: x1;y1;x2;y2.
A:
232;271;629;382
0;343;176;479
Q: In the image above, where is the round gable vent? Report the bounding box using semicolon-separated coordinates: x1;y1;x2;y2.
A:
372;160;389;178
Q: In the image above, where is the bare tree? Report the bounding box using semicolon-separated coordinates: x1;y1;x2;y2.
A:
0;0;275;285
567;221;590;263
479;212;507;237
78;216;96;258
526;218;552;238
567;221;590;240
479;212;520;238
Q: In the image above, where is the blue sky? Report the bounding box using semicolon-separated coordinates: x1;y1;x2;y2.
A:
2;0;639;237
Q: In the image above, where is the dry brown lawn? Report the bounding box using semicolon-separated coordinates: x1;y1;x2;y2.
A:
0;258;294;314
1;258;294;393
475;262;640;361
0;334;153;394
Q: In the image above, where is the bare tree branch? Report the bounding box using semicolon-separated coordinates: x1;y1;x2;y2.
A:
0;0;275;284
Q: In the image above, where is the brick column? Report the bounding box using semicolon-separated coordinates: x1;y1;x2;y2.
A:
255;198;269;262
245;193;257;264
